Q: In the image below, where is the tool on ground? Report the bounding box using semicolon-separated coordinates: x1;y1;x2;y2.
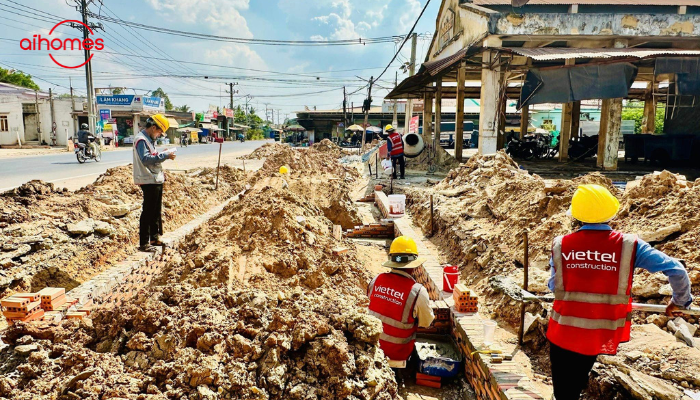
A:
518;230;529;345
520;289;700;316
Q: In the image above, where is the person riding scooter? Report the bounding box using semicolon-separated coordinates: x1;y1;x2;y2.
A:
76;123;98;157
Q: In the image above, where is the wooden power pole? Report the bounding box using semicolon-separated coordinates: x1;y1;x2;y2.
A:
361;77;374;153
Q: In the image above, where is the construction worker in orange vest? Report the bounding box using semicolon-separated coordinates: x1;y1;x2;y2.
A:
385;124;405;180
547;184;692;400
368;236;435;367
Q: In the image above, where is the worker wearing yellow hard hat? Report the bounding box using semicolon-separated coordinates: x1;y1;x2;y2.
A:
132;113;176;252
547;184;692;400
367;236;434;367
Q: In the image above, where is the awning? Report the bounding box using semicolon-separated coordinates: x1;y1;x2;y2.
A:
386;46;481;100
199;123;224;131
166;118;179;129
501;47;700;61
519;63;638;107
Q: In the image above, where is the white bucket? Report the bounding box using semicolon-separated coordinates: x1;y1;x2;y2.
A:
388;194;406;217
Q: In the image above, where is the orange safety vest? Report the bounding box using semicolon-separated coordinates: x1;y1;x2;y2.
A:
367;272;423;361
388;132;404;157
547;230;637;356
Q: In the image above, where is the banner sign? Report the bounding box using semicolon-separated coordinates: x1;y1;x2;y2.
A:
97;95;133;107
409;116;419;134
96;95;165;112
99;109;111;121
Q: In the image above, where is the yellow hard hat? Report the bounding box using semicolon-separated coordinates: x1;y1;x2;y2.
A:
382;236;425;269
279;165;289;174
150;114;169;131
570;184;620;223
385;124;395;133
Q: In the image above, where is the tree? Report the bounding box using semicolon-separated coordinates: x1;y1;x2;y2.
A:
622;102;666;134
151;87;173;111
111;86;124;95
0;67;40;90
176;104;191;112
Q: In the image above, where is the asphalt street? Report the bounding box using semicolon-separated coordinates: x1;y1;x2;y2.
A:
0;140;271;192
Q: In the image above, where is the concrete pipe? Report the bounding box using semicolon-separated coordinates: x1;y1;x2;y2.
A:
403;132;424;158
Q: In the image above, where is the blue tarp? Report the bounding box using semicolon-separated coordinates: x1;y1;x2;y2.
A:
655;57;700;96
519;63;638;108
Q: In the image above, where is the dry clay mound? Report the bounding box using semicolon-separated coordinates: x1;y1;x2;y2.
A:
0;284;397;400
0;165;246;298
0;176;398;400
250;142;362;229
240;142;289;160
161;186;372;295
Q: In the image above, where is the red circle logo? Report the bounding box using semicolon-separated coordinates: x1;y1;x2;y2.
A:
19;20;104;69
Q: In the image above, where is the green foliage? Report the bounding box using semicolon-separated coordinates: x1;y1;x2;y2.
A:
151;87;173;110
621;102;665;134
111;86;124;95
176;104;191;112
246;128;265;140
0;67;39;90
195;112;204;122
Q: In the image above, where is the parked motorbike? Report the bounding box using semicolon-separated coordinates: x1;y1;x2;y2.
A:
506;135;538;160
74;135;101;163
568;135;599;160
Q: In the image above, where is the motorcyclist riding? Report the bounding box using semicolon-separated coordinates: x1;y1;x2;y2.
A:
76;123;98;157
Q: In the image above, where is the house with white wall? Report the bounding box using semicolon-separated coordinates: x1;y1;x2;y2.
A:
0;82;79;147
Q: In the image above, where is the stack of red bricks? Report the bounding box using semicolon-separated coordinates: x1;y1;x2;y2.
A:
1;294;44;325
453;284;478;313
419;300;452;334
345;221;394;238
357;193;376;202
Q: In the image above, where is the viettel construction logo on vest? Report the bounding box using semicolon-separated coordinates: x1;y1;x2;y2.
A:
19;20;104;69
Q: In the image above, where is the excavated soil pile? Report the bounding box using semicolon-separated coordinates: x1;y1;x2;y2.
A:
406;151;700;398
310;139;342;159
0;165;246;299
405;145;460;173
0;167;399;400
239;142;289;160
251;143;362;229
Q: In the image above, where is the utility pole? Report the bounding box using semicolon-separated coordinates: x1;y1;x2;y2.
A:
403;32;418;134
392;72;398;129
343;86;347;143
361;76;374;153
75;0;100;135
69;77;77;134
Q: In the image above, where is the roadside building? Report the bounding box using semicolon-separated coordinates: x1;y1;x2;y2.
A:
0;82;78;147
387;0;700;169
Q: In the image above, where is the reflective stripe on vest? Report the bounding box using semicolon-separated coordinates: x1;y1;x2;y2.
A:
551;310;628;331
380;331;417;344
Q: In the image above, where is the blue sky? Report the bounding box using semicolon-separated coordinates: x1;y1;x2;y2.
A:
0;0;440;119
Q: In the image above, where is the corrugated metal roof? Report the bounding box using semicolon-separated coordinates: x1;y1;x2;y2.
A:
422;48;470;76
502;47;700;60
473;0;700;5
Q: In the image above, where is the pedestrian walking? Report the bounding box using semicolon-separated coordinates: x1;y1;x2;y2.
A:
132;114;175;252
385;125;405;179
546;184;692;400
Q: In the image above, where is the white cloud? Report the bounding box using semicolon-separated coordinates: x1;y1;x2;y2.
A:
365;4;388;27
311;0;373;41
310;35;328;41
203;44;267;71
399;0;423;33
146;0;252;37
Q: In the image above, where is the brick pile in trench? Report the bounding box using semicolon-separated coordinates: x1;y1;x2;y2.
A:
0;165;247;303
406;151;700;399
0;147;399;400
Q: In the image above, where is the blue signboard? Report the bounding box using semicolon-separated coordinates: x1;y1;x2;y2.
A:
142;97;163;108
96;95;134;106
99;109;111;121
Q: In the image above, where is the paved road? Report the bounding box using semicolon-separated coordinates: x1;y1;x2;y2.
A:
0;140;271;192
